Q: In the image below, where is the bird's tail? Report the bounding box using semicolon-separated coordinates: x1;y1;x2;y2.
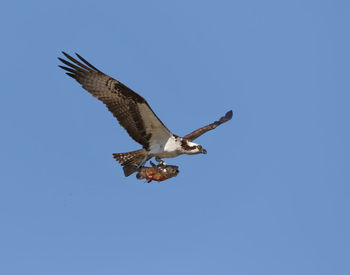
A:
113;149;148;177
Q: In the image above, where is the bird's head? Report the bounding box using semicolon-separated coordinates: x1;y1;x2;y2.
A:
181;139;207;155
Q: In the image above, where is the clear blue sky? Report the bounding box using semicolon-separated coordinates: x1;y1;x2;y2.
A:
1;1;349;274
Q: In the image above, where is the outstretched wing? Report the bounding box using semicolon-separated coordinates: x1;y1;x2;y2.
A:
183;110;233;141
58;52;172;150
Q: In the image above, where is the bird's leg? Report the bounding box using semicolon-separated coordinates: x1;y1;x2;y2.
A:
137;155;149;168
155;156;167;166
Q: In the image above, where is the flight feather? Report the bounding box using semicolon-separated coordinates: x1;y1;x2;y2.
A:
183;110;233;141
58;52;172;150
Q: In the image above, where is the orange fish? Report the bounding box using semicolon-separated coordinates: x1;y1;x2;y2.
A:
136;161;179;183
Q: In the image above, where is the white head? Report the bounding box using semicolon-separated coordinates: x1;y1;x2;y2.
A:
181;139;207;155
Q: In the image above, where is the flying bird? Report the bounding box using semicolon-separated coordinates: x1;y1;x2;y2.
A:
58;52;233;176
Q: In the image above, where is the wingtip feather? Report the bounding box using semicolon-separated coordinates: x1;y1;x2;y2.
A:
215;110;233;125
75;52;101;72
226;110;233;120
62;51;72;59
65;72;76;78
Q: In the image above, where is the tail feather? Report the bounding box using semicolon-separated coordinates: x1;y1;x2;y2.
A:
122;165;139;177
113;149;148;177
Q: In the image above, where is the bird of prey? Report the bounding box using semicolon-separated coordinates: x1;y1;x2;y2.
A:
58;52;233;176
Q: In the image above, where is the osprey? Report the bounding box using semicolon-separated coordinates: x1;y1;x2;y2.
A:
58;52;232;176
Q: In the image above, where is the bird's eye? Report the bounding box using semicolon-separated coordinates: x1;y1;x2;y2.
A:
197;145;202;150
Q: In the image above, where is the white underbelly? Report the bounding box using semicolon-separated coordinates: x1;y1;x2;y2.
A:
148;136;182;159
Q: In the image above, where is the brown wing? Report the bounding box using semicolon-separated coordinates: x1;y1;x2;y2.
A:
183;110;233;141
58;52;172;150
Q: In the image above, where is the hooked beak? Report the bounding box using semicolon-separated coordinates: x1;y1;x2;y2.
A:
201;148;207;154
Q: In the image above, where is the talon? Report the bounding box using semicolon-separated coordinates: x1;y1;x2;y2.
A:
155;156;162;163
155;157;167;166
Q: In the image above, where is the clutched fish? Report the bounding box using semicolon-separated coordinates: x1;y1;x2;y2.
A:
136;161;179;183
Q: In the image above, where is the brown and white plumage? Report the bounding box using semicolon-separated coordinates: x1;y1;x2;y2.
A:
58;52;232;176
58;52;171;150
